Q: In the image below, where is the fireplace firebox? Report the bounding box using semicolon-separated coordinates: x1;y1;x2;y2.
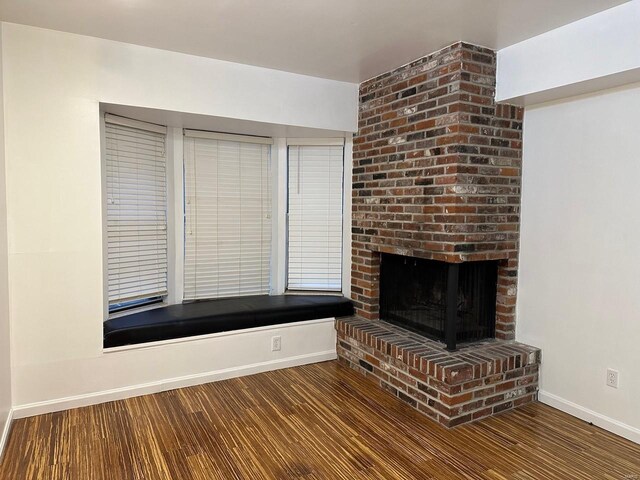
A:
379;253;498;351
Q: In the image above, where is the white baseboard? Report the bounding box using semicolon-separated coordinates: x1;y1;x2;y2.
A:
0;408;13;461
13;350;337;419
539;390;640;444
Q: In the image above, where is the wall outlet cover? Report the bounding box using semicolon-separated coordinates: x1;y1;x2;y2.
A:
271;336;282;352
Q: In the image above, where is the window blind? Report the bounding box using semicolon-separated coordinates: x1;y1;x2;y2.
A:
287;145;344;291
183;133;271;300
105;118;168;309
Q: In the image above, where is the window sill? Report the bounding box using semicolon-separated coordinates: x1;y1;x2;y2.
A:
107;301;168;320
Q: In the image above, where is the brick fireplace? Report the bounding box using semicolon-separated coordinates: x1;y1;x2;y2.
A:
338;42;541;427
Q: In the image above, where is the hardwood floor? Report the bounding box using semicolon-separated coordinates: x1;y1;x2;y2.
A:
1;361;639;479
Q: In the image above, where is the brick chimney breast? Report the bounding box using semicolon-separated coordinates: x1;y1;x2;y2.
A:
351;42;523;339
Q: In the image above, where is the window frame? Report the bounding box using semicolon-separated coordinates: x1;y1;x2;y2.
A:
100;113;172;319
282;138;350;295
182;130;273;301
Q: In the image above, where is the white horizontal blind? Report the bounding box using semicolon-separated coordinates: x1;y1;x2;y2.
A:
184;135;271;300
105;120;168;307
287;145;344;291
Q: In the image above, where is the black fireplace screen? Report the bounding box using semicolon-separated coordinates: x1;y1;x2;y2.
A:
379;254;497;349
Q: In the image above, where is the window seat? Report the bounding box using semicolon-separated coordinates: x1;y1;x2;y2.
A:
104;294;354;348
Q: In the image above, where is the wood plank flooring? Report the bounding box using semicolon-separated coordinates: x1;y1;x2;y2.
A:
1;360;639;479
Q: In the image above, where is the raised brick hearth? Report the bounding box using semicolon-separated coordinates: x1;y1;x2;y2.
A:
337;316;540;427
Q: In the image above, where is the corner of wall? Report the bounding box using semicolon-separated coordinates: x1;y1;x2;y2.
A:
0;20;14;460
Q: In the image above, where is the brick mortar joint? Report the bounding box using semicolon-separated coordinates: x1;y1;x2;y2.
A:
338;341;539;388
361;42;496;79
340;350;537;422
340;342;538;401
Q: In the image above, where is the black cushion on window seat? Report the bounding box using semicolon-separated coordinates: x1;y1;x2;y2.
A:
103;294;354;348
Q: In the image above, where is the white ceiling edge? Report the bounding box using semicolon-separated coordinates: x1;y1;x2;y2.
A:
0;0;628;83
100;103;350;139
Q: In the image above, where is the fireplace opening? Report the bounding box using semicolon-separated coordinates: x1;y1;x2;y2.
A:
379;253;497;350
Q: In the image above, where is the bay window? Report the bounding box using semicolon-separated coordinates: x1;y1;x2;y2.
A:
103;110;348;321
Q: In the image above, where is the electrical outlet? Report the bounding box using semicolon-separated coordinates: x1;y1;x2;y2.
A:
271;335;282;352
606;368;619;388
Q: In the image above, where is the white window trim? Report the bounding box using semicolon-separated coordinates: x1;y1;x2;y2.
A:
260;136;352;297
271;138;287;295
101;115;109;321
286;138;345;147
342;136;353;299
281;137;350;296
184;129;273;145
104;113;166;135
167;127;184;305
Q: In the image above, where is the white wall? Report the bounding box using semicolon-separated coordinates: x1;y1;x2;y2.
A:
0;23;13;454
497;0;640;106
517;83;640;442
1;22;358;412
